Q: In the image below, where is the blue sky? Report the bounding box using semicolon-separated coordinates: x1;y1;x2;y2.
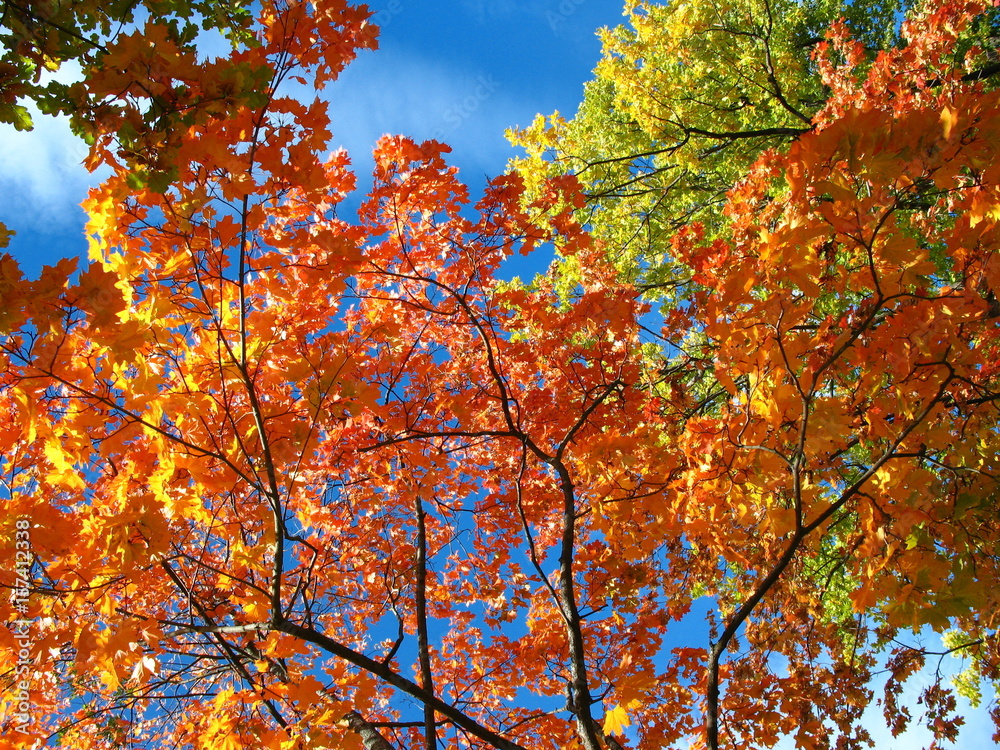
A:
328;0;623;189
0;0;996;747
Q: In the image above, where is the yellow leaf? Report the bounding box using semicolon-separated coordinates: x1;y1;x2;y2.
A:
43;436;85;491
766;507;796;536
603;704;632;736
940;105;957;140
131;654;158;684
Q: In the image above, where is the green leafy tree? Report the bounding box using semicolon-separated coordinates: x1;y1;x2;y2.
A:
508;0;999;293
0;0;255;131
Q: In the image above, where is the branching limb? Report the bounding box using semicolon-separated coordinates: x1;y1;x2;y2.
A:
345;711;397;750
414;494;438;750
276;620;529;750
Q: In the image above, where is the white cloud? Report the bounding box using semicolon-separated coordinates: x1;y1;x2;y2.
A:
0;110;96;220
322;46;520;192
0;62;105;242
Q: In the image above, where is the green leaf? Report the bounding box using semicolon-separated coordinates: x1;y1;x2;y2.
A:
146;167;178;194
3;103;34;131
126;171;148;190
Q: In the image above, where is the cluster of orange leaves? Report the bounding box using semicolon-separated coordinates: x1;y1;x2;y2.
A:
1;1;999;749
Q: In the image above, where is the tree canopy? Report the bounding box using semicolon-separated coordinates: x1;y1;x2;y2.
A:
0;0;255;131
1;1;999;749
508;0;1000;293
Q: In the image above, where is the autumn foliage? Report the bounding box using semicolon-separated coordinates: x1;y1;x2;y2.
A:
1;1;1000;749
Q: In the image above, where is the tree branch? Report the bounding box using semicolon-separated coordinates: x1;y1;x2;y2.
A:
276;620;529;750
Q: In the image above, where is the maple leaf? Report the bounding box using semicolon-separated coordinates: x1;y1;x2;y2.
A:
603;700;642;736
